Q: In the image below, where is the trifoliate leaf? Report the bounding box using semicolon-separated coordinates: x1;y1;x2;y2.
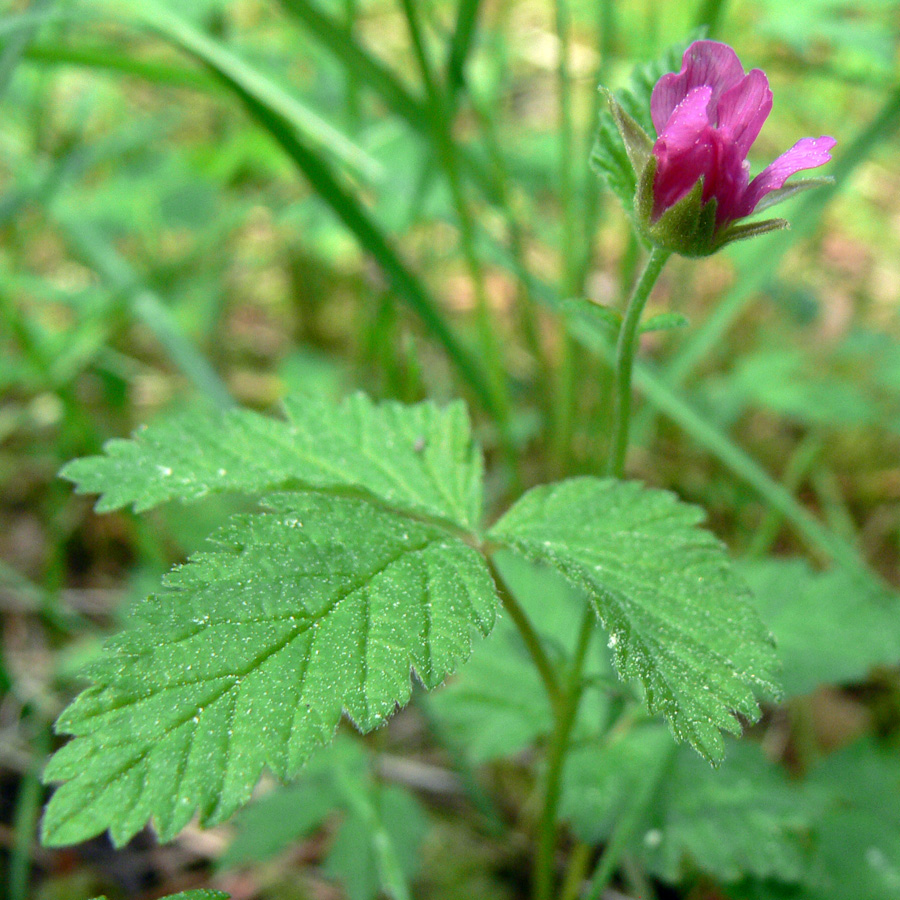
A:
489;478;780;761
61;392;483;529
742;559;900;696
42;493;496;848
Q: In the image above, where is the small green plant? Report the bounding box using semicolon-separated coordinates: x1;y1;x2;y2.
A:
29;23;900;900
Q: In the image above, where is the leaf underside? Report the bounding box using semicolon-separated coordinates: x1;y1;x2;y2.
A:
61;392;484;530
42;492;496;847
490;477;780;761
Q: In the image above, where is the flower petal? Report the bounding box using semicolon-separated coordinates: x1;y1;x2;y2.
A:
718;69;772;157
652;86;715;218
704;133;752;226
741;136;837;215
651;40;745;135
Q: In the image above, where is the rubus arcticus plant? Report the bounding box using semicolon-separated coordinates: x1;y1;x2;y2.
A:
44;36;859;900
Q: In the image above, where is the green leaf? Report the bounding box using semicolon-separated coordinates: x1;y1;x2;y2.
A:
489;478;780;761
738;740;900;900
602;89;652;178
592;34;698;215
430;613;554;763
61;392;484;530
642;740;817;884
797;739;900;900
221;733;423;900
565;731;817;885
717;217;789;249
561;297;622;337
41;493;496;847
219;780;335;869
723;348;878;429
742;559;900;697
326;781;426;900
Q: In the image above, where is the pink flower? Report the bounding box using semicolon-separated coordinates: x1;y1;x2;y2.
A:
650;40;835;229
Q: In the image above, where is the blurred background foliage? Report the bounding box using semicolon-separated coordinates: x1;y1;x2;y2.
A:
1;0;899;897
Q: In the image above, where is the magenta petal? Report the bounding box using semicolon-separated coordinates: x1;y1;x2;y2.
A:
718;69;772;156
652;87;715;217
651;40;745;135
705;134;752;224
658;86;713;148
741;136;837;215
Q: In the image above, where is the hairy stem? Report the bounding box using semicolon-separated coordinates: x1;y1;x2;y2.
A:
606;247;671;477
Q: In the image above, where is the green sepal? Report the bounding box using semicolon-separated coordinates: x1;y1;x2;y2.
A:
602;89;653;179
752;176;834;214
638;167;720;258
716;217;789;250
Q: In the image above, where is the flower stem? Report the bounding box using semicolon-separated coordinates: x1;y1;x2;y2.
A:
534;607;594;900
606;247;671;478
530;247;669;900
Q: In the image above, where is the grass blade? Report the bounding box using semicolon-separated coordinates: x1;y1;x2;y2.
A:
125;0;382;183
24;40;221;90
231;89;502;419
277;0;502;206
445;0;482;94
278;0;425;124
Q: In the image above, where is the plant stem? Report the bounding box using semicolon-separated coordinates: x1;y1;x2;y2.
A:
606;247;671;477
487;555;562;714
534;607;594;900
529;246;669;898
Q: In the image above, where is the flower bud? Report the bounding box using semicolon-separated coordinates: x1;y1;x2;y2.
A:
606;40;836;257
